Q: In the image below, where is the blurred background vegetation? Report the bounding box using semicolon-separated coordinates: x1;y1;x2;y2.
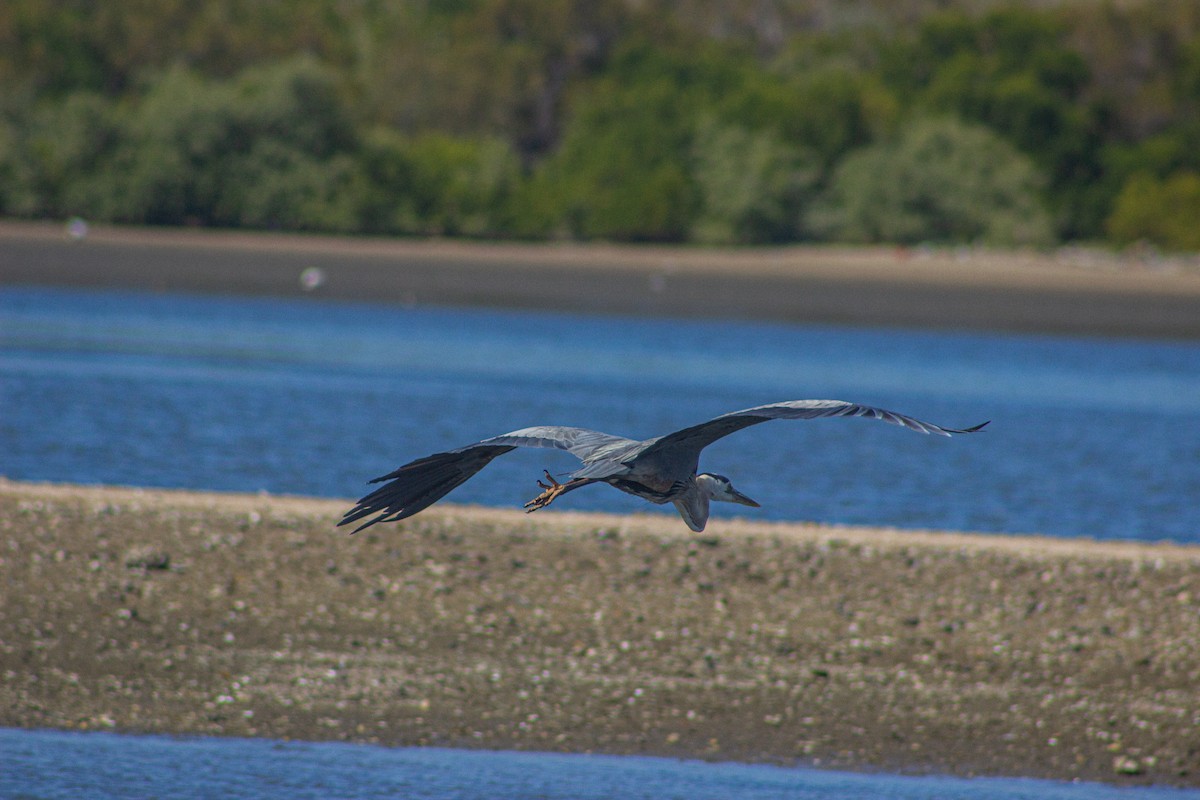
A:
2;0;1199;250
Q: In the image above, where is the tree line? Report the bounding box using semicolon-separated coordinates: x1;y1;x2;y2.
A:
2;1;1199;250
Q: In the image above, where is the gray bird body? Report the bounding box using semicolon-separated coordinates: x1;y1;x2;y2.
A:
340;399;987;533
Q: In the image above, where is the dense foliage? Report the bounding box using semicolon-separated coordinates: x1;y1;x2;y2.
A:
2;1;1199;249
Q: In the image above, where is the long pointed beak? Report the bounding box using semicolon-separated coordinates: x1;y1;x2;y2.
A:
731;488;760;508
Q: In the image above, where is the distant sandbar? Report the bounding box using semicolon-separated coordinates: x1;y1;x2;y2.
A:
4;219;1200;338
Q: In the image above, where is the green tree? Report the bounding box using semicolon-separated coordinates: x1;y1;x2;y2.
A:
1107;171;1200;251
88;57;359;229
517;42;713;241
6;0;1200;248
519;36;826;242
0;91;119;217
0;2;112;95
808;116;1053;246
879;9;1101;238
216;144;363;232
689;115;818;243
768;43;901;171
357;129;521;237
0;0;361;96
523;77;696;241
359;0;631;159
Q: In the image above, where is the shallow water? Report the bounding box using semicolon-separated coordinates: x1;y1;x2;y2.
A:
2;286;1199;541
3;728;1197;800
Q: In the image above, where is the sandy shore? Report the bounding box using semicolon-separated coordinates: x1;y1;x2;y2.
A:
2;480;1197;786
5;219;1200;338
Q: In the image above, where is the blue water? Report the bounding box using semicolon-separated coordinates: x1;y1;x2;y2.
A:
2;286;1199;541
3;728;1196;800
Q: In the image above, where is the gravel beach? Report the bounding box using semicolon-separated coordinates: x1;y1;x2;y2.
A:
2;480;1197;786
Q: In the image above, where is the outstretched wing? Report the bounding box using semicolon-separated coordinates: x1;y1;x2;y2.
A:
339;426;634;533
635;399;988;464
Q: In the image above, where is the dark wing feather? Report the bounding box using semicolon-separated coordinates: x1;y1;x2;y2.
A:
339;425;635;533
339;446;515;533
636;399;988;463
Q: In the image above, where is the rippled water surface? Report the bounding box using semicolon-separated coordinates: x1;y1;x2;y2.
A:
3;728;1198;800
2;286;1199;541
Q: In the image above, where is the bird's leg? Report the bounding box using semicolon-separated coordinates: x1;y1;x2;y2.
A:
524;469;566;512
525;471;597;512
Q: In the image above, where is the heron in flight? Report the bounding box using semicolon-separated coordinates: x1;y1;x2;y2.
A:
340;399;987;534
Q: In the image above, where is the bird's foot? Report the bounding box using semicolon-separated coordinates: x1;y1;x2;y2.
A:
524;469;564;513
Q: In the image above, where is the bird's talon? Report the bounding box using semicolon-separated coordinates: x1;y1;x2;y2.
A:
524;469;565;513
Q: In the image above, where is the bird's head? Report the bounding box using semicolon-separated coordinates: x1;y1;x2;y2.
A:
696;473;760;508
